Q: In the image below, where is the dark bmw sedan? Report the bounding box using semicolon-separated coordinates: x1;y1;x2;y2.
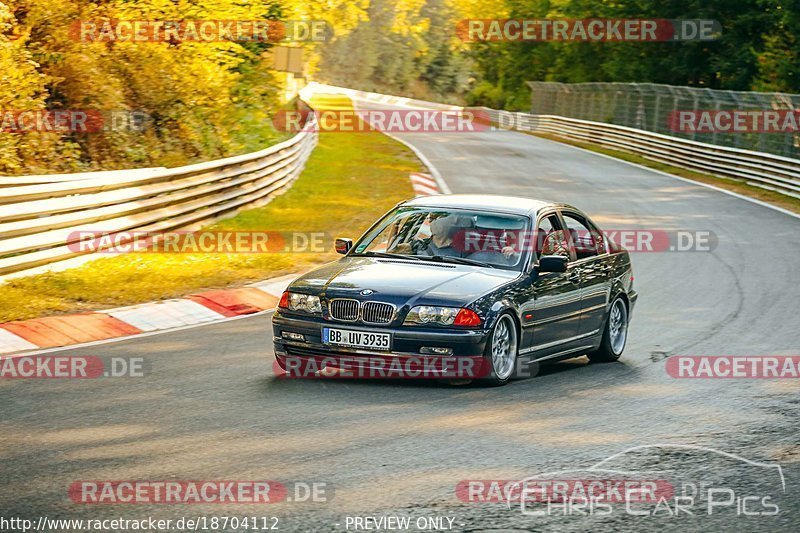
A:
272;195;637;385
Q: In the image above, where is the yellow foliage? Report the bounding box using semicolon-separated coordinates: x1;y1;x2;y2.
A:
0;0;292;175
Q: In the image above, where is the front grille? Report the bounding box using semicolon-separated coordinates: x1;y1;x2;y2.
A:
327;299;395;324
362;302;394;324
329;299;359;321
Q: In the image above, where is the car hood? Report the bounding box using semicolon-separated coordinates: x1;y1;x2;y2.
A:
289;256;520;308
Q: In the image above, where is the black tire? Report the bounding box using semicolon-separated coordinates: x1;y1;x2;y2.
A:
481;313;519;386
588;297;628;363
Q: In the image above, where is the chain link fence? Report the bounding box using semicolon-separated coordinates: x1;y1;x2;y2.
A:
527;82;800;159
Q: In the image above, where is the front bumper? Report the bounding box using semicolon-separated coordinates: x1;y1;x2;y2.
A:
272;311;491;376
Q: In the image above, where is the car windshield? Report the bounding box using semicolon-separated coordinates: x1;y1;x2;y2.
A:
352;206;531;270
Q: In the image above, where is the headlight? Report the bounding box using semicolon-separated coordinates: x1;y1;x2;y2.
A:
405;305;463;326
279;291;322;314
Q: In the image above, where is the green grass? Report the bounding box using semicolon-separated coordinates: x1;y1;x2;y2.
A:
0;95;419;322
529;132;800;214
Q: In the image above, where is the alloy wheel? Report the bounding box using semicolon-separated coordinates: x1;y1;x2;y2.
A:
491;315;518;380
608;299;628;354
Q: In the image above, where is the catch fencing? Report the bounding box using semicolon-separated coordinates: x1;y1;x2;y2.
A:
527;81;800;159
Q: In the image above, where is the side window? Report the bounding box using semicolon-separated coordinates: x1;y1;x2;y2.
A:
535;214;570;258
562;212;605;260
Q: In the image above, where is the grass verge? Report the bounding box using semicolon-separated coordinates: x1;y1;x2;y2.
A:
530;132;800;215
0;94;419;322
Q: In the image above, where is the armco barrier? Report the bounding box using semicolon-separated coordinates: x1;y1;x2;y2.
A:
300;83;459;112
0;115;317;277
0;168;167;187
484;109;800;199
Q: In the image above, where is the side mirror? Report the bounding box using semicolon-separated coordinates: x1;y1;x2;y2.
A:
335;237;353;255
537;255;568;273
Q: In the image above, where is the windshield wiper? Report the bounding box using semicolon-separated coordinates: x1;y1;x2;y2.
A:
360;251;498;269
358;251;423;261
418;255;497;269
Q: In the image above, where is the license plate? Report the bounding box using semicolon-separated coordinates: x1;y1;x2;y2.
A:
323;327;391;351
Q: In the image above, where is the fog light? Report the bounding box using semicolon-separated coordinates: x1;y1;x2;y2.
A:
420;346;453;355
282;331;305;341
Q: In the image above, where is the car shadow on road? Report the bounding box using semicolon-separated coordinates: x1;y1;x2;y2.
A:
262;353;633;392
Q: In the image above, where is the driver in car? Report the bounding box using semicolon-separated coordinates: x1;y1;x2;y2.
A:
390;213;517;264
388;214;467;256
419;214;465;257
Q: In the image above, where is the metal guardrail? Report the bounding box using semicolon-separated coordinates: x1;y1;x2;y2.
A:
0;115;318;277
301;83;459;111
0;168;168;187
483;109;800;199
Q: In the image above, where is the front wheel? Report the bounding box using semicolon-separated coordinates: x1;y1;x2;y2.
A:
482;313;519;386
588;297;628;363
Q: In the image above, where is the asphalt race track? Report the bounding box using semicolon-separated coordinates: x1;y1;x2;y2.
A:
1;97;798;532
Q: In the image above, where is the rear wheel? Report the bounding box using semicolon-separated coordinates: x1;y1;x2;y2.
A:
588;297;628;362
482;314;519;386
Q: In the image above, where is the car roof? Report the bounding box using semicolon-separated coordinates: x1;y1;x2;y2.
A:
401;194;568;216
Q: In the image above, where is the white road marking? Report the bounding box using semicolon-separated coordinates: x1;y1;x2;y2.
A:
106;299;226;332
0;328;40;354
0;309;275;358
